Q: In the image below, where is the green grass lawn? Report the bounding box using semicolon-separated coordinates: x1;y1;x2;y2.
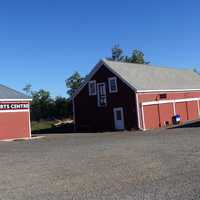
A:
31;119;74;134
31;120;55;132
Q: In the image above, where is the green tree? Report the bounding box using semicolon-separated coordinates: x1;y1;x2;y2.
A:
109;45;124;61
31;89;54;121
23;84;32;97
23;84;72;121
124;49;149;64
54;96;70;119
108;46;149;64
65;72;85;97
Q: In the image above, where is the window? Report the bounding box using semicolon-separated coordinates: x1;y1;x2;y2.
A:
160;93;167;99
97;83;107;107
116;110;122;120
88;80;96;96
108;77;118;93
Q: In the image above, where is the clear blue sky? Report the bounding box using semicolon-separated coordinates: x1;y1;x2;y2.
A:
0;0;200;97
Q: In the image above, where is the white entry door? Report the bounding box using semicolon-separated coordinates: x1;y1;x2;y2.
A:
113;107;125;130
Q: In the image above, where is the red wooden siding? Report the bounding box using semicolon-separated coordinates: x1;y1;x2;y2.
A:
74;65;138;131
74;64;200;131
187;101;198;121
0;111;30;140
139;91;200;130
143;103;174;129
175;101;198;122
175;102;188;122
138;91;200;103
159;103;174;126
143;105;160;129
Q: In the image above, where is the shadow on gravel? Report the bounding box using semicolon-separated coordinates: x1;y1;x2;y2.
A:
169;120;200;129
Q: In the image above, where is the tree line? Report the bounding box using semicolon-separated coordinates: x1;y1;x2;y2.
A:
26;46;149;121
108;45;149;64
23;85;72;121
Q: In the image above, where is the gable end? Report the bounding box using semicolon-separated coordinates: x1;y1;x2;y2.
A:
72;60;137;99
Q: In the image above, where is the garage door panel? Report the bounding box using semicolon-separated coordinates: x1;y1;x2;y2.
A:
143;103;174;129
187;101;198;121
143;105;160;129
175;101;199;122
175;102;188;122
159;103;174;126
0;112;30;140
142;98;200;130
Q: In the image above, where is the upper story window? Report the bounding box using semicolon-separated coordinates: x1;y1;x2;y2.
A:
97;83;107;107
88;80;96;96
108;77;118;93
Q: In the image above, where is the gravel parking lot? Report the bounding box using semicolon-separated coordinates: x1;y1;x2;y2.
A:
1;126;200;200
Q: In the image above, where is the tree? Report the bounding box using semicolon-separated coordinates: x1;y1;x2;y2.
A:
65;72;85;97
31;89;54;121
23;84;72;121
23;84;32;97
109;45;124;61
193;68;200;75
124;49;149;64
54;96;70;119
108;45;149;64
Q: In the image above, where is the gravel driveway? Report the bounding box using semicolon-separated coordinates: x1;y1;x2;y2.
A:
1;127;200;200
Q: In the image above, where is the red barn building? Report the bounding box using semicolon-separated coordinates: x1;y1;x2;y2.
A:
0;84;31;140
73;59;200;131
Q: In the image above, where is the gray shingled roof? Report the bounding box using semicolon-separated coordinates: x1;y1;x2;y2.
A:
0;84;30;99
103;59;200;91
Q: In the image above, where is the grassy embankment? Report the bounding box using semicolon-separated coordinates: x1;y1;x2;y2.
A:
31;119;74;134
31;120;55;132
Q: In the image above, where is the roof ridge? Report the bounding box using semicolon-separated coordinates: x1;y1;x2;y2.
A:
103;58;192;72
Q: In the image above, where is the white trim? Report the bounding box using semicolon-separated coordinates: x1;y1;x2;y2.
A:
138;89;200;93
135;93;141;129
113;107;125;130
176;98;199;103
0;109;29;113
142;100;173;106
0;99;32;102
197;100;200;117
142;97;200;106
108;77;118;93
88;80;97;96
97;82;107;107
173;101;176;115
28;106;32;139
141;105;146;130
0;137;30;142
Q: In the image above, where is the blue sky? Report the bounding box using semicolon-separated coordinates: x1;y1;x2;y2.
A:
0;0;200;97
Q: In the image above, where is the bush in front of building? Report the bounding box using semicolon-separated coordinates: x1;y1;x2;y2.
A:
30;89;72;121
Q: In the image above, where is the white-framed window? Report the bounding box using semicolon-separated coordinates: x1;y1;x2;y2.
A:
108;77;118;93
97;82;107;107
88;80;96;96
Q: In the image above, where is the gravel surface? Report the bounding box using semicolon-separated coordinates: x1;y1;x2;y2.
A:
1;127;200;199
